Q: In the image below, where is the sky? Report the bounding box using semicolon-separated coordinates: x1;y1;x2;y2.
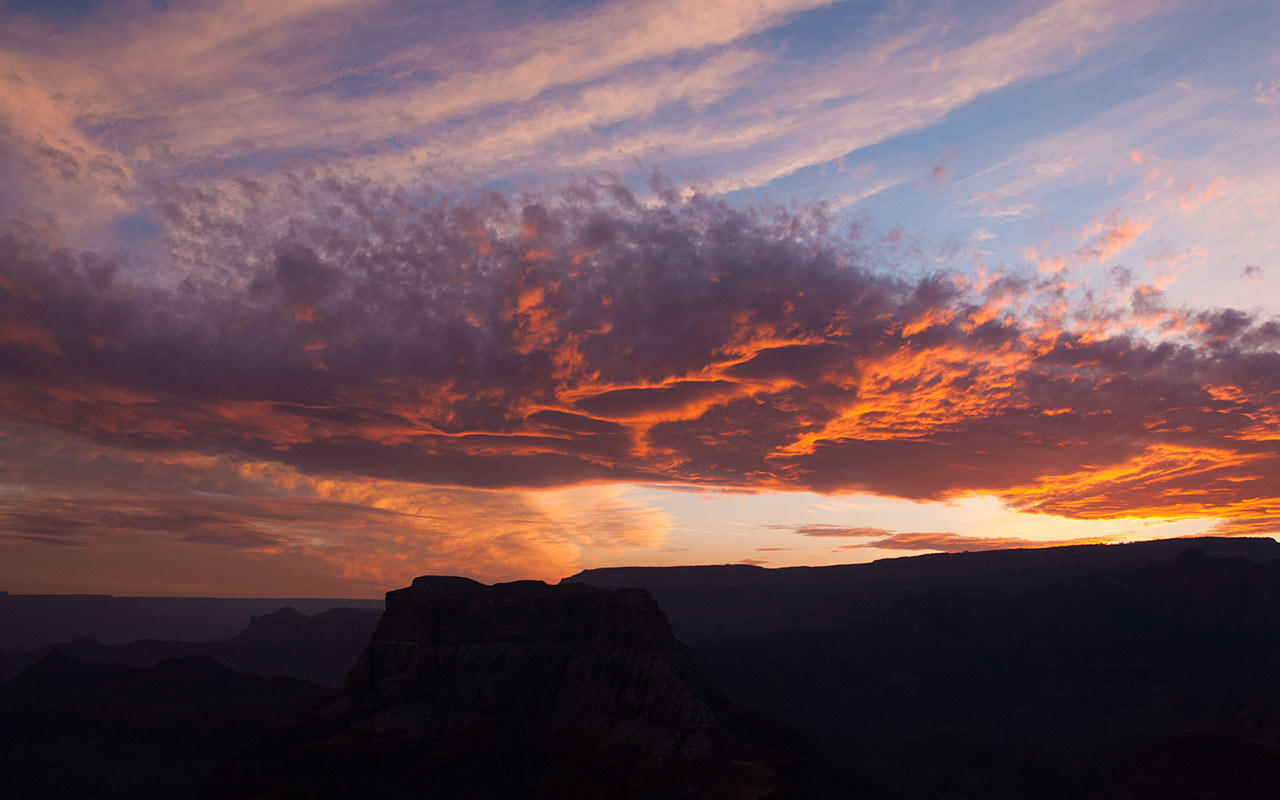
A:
1;0;1277;596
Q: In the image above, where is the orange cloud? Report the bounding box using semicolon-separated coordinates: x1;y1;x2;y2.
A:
1003;444;1280;535
0;321;62;355
1177;177;1230;212
0;422;671;594
833;531;1116;552
1077;214;1150;262
2;176;1277;581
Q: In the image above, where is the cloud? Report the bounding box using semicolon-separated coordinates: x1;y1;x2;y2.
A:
4;0;1278;595
0;0;1182;236
777;523;1060;550
770;524;897;538
772;521;1127;553
941;67;1280;325
1018;210;1154;283
1254;79;1280;113
1177;177;1230;212
680;0;1176;193
0;0;825;207
0;419;670;594
1077;213;1151;262
2;169;1277;545
833;531;1113;552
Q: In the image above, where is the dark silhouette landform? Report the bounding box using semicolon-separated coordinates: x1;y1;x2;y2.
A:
4;535;1280;798
204;576;843;798
0;593;383;650
565;535;1280;641
687;543;1280;797
0;605;382;687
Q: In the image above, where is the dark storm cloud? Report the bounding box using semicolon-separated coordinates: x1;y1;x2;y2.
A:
0;171;1277;531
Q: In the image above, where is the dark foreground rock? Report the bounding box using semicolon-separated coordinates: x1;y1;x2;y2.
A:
205;577;847;799
0;653;335;799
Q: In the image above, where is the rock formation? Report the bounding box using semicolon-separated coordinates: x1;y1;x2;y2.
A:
207;577;841;799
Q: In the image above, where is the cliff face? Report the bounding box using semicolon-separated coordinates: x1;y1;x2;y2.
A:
209;577;839;800
343;578;724;744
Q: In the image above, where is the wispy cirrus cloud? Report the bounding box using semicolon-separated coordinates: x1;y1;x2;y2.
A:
0;0;826;212
768;524;898;538
838;531;1113;552
944;61;1280;314
0;0;1182;239
768;521;1120;552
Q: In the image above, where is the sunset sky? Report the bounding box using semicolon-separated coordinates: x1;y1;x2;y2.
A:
1;0;1277;596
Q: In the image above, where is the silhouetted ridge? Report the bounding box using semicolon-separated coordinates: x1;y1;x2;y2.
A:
207;577;843;799
401;574;490;595
367;577;669;650
0;605;381;688
566;536;1280;641
0;594;382;650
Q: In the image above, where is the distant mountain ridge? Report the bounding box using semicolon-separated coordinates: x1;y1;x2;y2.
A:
0;605;381;687
0;593;383;650
692;546;1280;797
566;536;1280;641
